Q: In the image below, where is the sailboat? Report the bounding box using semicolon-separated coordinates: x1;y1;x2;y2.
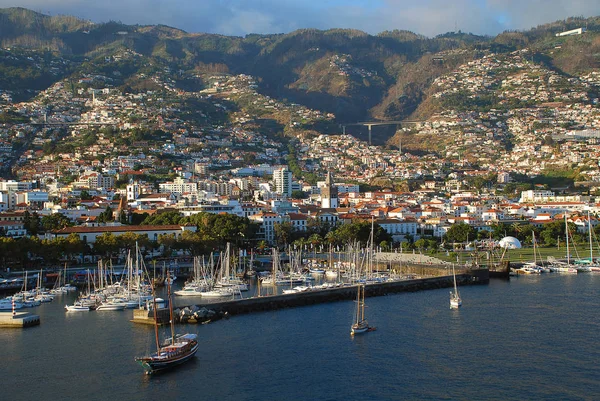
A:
351;284;374;335
449;264;462;309
135;272;199;375
550;215;578;274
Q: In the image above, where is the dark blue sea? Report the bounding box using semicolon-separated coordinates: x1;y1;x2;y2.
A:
2;274;600;401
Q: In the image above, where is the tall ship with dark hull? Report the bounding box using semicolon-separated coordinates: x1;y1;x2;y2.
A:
135;272;198;375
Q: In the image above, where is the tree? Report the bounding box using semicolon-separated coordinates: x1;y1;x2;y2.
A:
443;223;477;245
175;230;208;256
63;233;85;260
331;220;392;247
41;213;72;232
291;190;308;199
414;238;429;252
158;234;177;257
185;212;258;247
307;233;323;249
117;232;150;254
93;233;120;258
274;222;293;247
119;211;128;225
141;210;182;225
29;212;41;235
23;211;41;235
80;190;92;200
97;205;114;224
539;221;567;247
379;240;391;252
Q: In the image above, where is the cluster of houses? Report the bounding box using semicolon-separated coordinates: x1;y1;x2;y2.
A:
2;167;600;247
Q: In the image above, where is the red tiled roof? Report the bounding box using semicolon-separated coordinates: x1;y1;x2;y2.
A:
53;225;187;234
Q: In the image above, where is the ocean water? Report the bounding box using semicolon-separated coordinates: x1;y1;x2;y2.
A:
2;274;599;401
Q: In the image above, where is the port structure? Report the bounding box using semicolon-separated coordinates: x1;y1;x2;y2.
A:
342;120;423;145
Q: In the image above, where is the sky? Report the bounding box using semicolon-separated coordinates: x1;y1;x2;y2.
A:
1;0;599;37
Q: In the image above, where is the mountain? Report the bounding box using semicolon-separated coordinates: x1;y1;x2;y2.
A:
1;8;599;145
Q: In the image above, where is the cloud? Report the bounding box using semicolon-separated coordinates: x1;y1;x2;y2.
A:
0;0;598;37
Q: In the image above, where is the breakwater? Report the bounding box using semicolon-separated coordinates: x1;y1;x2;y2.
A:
0;311;41;328
174;270;487;322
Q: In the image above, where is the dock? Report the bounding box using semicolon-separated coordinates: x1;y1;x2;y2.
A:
173;271;487;322
131;307;171;325
0;312;40;328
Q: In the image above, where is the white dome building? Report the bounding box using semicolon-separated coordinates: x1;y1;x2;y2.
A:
499;236;522;249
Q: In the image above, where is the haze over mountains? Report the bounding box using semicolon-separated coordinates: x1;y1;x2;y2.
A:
1;7;600;145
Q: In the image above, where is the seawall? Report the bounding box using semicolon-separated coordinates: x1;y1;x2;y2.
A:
176;271;486;320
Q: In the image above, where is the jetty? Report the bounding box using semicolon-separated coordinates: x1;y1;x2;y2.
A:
172;270;487;322
0;312;40;328
131;307;171;325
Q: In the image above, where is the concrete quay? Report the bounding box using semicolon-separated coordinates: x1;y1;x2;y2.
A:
179;271;486;320
0;311;40;328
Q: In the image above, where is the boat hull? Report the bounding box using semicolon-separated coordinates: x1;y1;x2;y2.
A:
351;326;370;335
65;305;90;311
137;341;199;375
450;298;462;309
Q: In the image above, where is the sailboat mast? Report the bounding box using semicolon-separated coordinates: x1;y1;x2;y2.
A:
369;216;374;278
589;211;593;262
355;285;361;324
360;285;366;322
531;231;543;266
167;271;175;345
151;283;160;353
565;214;570;265
452;264;458;295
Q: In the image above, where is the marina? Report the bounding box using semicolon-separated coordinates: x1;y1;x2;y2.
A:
2;273;599;400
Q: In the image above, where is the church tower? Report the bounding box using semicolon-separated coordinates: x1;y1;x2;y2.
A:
321;171;338;209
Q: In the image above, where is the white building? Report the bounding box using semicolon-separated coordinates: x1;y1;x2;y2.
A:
519;190;555;203
0;180;34;192
126;182;141;201
48;224;196;244
249;212;288;244
273;167;292;198
555;27;586;37
159;177;198;195
377;218;418;240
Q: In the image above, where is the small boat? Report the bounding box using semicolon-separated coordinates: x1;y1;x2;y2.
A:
135;272;198;375
450;264;462;309
200;288;235;298
174;284;207;297
65;304;90;312
95;302;126;311
351;284;374;335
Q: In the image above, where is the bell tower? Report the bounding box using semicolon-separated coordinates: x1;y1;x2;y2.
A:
321;171;338;209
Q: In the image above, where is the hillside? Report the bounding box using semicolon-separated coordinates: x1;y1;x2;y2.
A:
1;7;600;147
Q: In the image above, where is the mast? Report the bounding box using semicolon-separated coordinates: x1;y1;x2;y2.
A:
452;264;459;297
167;271;175;345
150;277;160;353
360;285;366;322
98;259;103;290
565;214;570;265
588;211;593;262
532;232;536;265
355;285;361;325
369;216;374;278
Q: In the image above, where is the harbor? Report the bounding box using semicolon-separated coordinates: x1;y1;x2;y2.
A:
2;273;599;401
167;272;483;322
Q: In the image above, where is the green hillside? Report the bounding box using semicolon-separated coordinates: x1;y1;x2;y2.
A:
1;7;599;144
